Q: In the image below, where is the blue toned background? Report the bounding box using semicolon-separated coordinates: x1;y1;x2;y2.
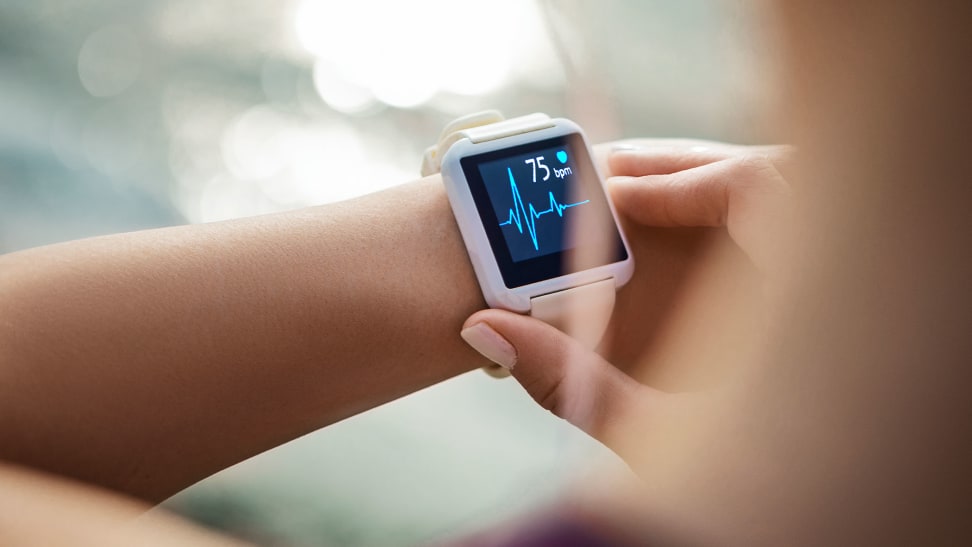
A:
0;1;775;544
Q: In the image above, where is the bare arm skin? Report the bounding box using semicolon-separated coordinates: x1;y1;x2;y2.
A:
0;175;487;502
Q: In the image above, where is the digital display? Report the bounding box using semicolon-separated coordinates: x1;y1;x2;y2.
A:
461;133;627;288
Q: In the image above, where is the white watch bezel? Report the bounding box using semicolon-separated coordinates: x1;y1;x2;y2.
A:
440;118;634;312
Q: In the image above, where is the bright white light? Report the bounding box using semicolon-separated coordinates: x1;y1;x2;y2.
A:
430;1;519;96
210;106;410;219
221;106;291;180
312;61;376;114
286;123;366;204
294;0;539;107
284;123;413;204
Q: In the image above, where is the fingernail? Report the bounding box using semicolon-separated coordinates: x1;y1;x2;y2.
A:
611;143;642;152
460;323;517;370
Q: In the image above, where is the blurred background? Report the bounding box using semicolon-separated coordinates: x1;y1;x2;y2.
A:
0;1;774;544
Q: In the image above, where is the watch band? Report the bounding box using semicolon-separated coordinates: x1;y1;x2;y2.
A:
426;112;617;377
530;277;616;349
422;111;555;177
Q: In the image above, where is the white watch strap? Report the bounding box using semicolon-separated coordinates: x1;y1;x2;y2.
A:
421;112;554;177
426;112;616;378
530;278;616;350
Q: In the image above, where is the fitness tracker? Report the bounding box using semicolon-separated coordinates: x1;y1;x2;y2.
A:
422;112;634;374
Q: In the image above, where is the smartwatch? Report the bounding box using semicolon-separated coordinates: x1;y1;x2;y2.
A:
422;112;634;376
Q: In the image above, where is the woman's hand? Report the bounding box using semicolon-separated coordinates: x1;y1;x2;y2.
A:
460;140;794;467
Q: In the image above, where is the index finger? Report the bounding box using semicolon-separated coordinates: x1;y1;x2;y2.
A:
610;143;793;178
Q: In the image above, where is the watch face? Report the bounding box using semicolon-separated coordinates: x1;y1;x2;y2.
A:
460;133;628;288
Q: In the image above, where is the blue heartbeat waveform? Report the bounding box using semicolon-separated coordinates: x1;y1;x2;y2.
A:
498;167;589;252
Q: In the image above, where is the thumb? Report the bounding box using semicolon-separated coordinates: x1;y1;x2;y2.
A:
461;309;662;444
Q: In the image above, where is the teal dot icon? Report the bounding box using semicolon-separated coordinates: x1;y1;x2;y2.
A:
556;150;568;164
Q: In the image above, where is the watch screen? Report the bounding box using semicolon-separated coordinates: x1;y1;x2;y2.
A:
461;133;627;288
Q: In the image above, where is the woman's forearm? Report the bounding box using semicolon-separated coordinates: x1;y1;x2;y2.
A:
0;174;488;501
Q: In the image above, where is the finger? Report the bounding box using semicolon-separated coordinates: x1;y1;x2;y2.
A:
609;143;794;178
609;154;790;227
609;146;739;177
609;155;791;269
460;309;662;443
